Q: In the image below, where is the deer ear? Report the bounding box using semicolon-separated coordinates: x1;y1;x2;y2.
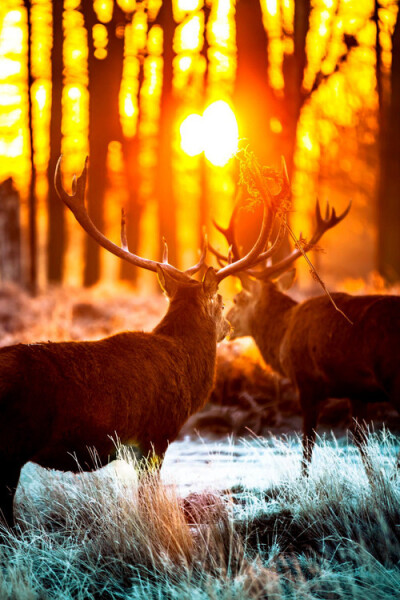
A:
276;268;296;291
202;266;219;297
156;265;180;298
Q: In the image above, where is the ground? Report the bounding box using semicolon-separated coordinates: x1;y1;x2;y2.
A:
0;282;399;599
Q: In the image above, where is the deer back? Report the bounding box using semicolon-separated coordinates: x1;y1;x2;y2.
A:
280;293;400;397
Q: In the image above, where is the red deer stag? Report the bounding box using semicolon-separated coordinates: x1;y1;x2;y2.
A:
214;188;400;475
0;155;276;527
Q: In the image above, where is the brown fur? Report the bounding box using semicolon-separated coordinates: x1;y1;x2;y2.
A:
227;281;400;472
0;270;230;526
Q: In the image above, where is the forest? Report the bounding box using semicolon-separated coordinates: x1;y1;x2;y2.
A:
0;0;400;598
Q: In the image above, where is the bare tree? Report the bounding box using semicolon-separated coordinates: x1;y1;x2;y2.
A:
82;1;124;285
376;3;400;283
24;0;37;293
154;0;177;266
47;0;64;282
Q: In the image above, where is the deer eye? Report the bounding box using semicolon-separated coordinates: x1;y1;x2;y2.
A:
233;297;237;305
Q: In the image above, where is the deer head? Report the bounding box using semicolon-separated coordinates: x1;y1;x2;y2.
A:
54;155;274;341
210;164;351;340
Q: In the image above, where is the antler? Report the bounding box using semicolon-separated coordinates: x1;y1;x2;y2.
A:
209;156;291;282
213;193;277;283
248;198;351;280
55;154;284;286
55;155;207;281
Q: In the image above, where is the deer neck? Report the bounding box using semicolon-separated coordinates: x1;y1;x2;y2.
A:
251;286;297;375
154;298;217;408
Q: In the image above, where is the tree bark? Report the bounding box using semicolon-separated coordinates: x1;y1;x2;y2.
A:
24;1;37;293
282;0;311;178
47;0;64;282
234;0;275;165
155;0;177;266
82;2;124;285
377;7;400;282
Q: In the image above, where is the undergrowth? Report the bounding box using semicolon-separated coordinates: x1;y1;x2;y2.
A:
1;432;400;599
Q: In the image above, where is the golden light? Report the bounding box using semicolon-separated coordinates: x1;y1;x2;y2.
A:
67;86;81;101
177;0;202;12
34;84;47;111
180;113;204;156
270;116;282;133
203;100;238;166
124;95;135;118
93;0;113;23
93;23;108;60
266;0;278;17
180;101;238;166
301;131;313;152
116;0;136;12
175;13;203;53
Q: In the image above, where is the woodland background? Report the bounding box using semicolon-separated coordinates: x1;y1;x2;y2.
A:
0;0;399;295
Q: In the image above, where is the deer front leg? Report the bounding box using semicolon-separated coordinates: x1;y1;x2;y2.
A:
0;464;21;528
137;439;168;476
298;382;324;476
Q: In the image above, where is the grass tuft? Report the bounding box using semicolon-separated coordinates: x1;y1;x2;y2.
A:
1;432;400;598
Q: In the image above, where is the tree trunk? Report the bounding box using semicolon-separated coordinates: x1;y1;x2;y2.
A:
83;2;124;285
234;0;275;165
377;6;400;282
282;0;311;178
155;0;177;266
24;1;37;294
0;179;21;284
47;0;64;282
233;0;274;253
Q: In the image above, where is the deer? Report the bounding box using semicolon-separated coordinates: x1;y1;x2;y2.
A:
212;160;400;476
0;155;280;527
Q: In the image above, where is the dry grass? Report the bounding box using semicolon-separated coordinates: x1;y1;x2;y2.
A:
0;433;400;599
0;283;399;597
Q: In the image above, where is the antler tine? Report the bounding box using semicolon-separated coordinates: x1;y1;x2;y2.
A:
325;200;330;221
212;220;229;237
208;242;229;264
252;199;352;281
54;155;88;211
309;199;352;246
184;230;208;276
214;198;277;283
212;200;242;261
212;158;295;282
245;219;287;273
162;237;169;264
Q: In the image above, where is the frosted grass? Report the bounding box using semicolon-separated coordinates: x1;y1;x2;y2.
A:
0;431;398;599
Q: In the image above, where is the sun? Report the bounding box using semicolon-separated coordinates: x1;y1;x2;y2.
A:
180;101;239;166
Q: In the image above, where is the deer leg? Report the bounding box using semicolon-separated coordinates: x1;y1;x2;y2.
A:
350;400;377;483
135;439;167;477
301;412;318;476
30;444;87;473
298;384;323;476
0;465;21;528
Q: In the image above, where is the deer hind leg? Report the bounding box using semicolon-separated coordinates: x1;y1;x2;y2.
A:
0;464;21;528
298;383;324;476
350;400;380;484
